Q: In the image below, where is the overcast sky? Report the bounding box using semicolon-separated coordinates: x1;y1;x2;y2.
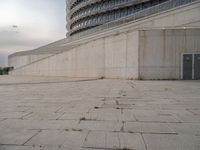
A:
0;0;66;66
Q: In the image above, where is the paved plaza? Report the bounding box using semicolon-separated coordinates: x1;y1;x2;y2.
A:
0;76;200;150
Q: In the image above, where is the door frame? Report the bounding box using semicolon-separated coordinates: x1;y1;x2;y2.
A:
181;52;200;80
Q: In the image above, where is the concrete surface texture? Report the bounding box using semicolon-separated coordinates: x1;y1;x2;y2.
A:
9;1;200;79
0;76;200;150
139;29;200;79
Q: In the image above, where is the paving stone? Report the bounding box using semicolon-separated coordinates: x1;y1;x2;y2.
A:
135;114;181;123
83;131;120;149
77;120;122;132
90;107;121;115
23;112;64;120
59;112;89;120
59;106;91;113
101;103;133;109
143;134;200;150
83;131;146;150
0;76;200;149
61;130;88;149
0;128;39;145
119;132;146;150
88;110;136;122
88;112;119;121
25;130;67;146
176;114;200;123
58;147;83;150
124;122;176;134
25;130;87;147
106;132;120;149
167;123;200;135
27;106;63;113
82;131;106;149
39;146;60;150
59;146;99;150
0;106;29;113
0;119;78;130
0;145;41;150
0;145;58;150
0;112;29;119
188;109;200;115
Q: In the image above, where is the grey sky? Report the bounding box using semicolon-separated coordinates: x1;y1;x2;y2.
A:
0;0;66;66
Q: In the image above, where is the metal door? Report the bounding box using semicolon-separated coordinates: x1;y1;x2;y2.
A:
183;54;193;80
194;54;200;80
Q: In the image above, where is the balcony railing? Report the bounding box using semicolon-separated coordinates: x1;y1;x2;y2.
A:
68;0;197;40
69;0;151;26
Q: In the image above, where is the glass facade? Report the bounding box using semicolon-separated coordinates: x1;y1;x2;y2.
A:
66;0;195;36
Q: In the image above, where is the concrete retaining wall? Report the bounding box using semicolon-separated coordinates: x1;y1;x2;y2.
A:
139;29;200;79
10;31;139;79
8;54;52;69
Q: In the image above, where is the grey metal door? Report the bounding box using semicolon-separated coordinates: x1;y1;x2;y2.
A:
194;54;200;80
183;54;193;80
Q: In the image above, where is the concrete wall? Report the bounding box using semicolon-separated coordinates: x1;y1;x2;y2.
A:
10;31;139;79
8;54;52;69
8;38;69;69
139;29;200;79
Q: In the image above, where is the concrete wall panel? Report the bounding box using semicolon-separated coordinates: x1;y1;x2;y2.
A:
139;29;200;79
10;31;139;79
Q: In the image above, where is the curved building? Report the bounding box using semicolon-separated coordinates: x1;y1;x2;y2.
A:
66;0;194;36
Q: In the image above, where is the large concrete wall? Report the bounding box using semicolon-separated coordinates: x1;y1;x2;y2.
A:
8;38;69;69
9;1;200;79
10;31;139;79
8;54;52;69
139;29;200;79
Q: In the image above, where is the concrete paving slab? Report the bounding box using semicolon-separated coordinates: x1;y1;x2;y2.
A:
143;134;200;150
0;112;30;119
124;122;176;134
26;130;87;147
135;114;181;123
0;128;39;145
0;106;29;113
59;112;88;120
77;120;122;132
88;110;136;122
0;76;200;149
167;123;200;135
26;106;63;113
188;109;200;115
25;130;67;146
58;146;92;150
0;119;78;130
0;145;59;150
106;132;120;149
0;119;4;122
90;107;121;114
83;131;120;149
119;132;146;150
23;112;64;120
62;130;88;149
82;131;106;149
176;114;200;123
0;146;41;150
